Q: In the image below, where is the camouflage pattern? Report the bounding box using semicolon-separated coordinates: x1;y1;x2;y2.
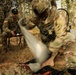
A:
2;15;19;33
19;0;57;43
49;33;75;53
1;13;20;50
71;13;76;29
64;42;76;69
32;0;50;14
54;10;67;37
48;10;76;68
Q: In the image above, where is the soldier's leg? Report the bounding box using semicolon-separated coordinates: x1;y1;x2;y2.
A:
41;37;63;67
39;33;50;44
1;32;8;50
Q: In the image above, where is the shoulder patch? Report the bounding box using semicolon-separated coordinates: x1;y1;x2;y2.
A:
4;20;8;23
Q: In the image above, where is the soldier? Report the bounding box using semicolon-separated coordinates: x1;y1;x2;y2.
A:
20;0;57;44
17;0;57;73
41;10;76;67
18;1;76;73
1;7;20;50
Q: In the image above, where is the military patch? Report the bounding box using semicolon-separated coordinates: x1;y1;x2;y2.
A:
4;20;8;24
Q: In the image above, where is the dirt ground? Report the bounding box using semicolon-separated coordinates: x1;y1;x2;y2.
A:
0;28;71;75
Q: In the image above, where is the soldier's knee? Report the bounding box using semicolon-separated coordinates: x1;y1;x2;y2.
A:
1;32;7;37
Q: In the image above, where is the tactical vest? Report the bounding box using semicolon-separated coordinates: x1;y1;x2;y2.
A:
8;16;20;34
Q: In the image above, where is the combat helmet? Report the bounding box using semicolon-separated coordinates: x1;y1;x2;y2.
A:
32;0;50;14
11;7;18;14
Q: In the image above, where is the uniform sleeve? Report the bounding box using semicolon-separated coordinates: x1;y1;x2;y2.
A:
25;15;37;30
19;17;36;30
2;18;11;33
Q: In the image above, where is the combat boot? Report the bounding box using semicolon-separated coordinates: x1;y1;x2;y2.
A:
2;37;8;52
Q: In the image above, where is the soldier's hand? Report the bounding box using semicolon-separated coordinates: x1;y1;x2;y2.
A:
11;31;15;36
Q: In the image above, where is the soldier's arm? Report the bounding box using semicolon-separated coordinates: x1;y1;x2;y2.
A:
26;20;36;30
25;15;37;30
43;7;56;29
2;19;11;33
19;17;36;30
49;6;57;24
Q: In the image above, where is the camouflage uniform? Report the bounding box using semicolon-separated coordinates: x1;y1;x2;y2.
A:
48;10;76;67
64;43;76;69
20;0;57;44
1;13;20;50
